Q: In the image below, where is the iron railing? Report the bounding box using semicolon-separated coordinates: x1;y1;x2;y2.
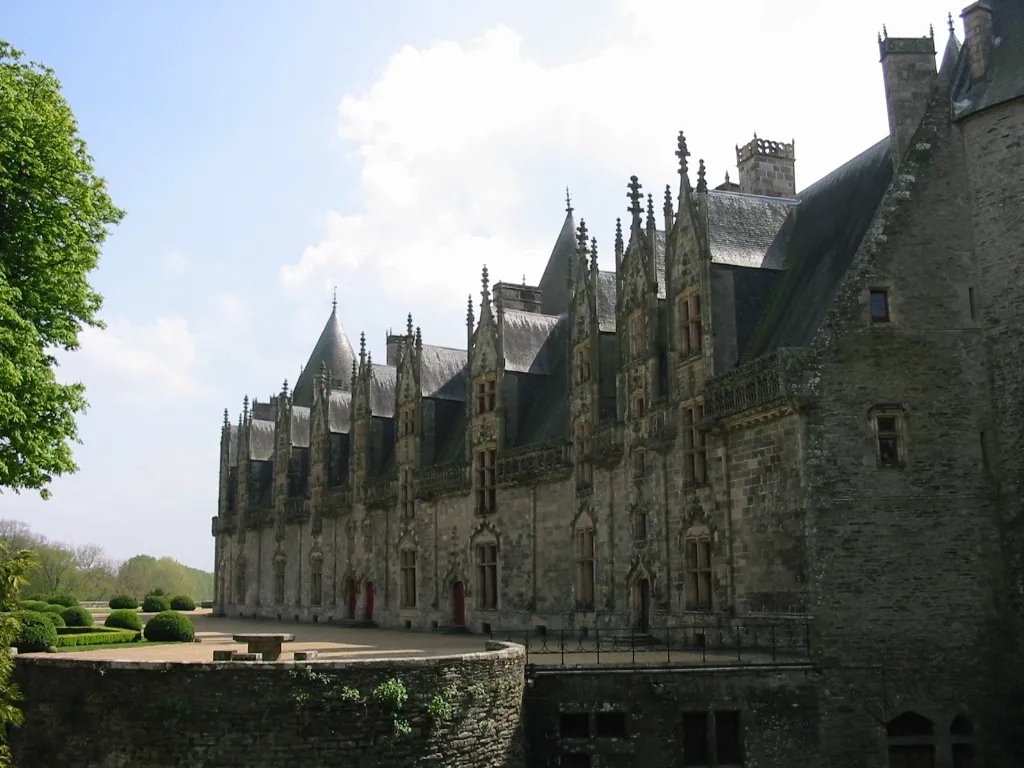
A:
489;620;811;668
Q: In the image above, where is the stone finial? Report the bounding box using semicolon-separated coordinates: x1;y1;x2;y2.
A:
359;332;366;363
676;131;690;177
351;358;357;385
627;176;643;225
725;170;731;185
415;326;422;350
590;237;599;274
522;274;526;285
664;184;673;213
331;287;337;313
697;159;707;193
406;312;414;337
481;265;490;301
242;395;249;418
466;294;474;327
223;408;229;426
367;350;372;366
576;219;589;255
281;379;289;397
883;24;888;39
645;193;655;230
615;217;624;257
947;11;954;34
565;186;573;215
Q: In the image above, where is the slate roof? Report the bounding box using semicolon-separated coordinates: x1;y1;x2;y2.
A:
370;364;397;418
292;307;357;407
706;191;797;270
227;425;239;467
952;0;1024;120
515;350;570;446
250;419;275;462
597;271;616;331
501;310;564;374
744;137;894;359
537;210;577;315
329;390;351;434
420;344;468;401
291;406;310;448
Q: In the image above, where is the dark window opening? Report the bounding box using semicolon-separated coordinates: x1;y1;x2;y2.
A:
682;711;709;766
968;287;976;321
716;711;743;764
560;755;591;768
870;288;890;323
875;414;902;467
560;713;590;739
596;712;628;738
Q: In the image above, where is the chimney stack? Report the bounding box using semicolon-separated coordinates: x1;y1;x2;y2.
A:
879;29;937;169
961;2;995;80
735;136;796;198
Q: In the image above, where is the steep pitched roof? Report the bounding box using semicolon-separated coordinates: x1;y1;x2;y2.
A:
537;210;576;315
744;137;894;359
292;306;357;407
250;419;275;461
706;191;797;270
501;309;563;374
597;271;616;331
419;344;468;401
370;364;397;418
952;0;1024;119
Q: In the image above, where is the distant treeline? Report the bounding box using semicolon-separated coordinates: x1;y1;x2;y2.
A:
0;519;213;601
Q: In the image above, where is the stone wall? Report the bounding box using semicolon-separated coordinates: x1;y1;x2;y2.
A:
523;665;821;767
10;642;526;768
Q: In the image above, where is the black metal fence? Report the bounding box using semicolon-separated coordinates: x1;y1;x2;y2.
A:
488;620;812;668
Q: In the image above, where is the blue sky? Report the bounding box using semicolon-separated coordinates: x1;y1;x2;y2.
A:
3;0;953;569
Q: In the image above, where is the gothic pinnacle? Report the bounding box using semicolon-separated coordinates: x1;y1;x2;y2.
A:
646;193;655;229
282;379;288;396
467;294;474;326
481;265;490;299
947;12;954;34
359;331;366;362
331;286;337;313
415;326;422;349
406;312;414;337
223;408;229;426
576;219;589;254
676;131;690;177
590;237;598;273
697;159;707;193
565;186;573;215
627;176;643;224
615;218;624;252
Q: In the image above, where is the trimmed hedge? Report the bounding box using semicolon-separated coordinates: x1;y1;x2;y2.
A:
169;595;196;611
55;629;140;648
57;626;124;635
142;595;171;613
18;600;49;613
12;610;58;652
46;592;79;608
42;604;64;614
105;609;143;631
41;611;65;629
60;606;93;627
108;594;139;610
143;611;194;642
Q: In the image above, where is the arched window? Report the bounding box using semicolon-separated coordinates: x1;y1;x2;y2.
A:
886;711;934;768
273;557;286;605
575;519;595;610
474;538;498;611
950;714;975;768
684;528;712;611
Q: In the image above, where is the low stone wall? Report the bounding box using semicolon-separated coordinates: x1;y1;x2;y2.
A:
11;642;526;768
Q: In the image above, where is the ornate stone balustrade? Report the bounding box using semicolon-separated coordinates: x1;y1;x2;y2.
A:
590;423;624;464
417;462;469;499
283;498;310;524
704;353;788;421
645;405;677;446
364;477;397;509
497;440;573;486
245;505;274;530
324;488;352;518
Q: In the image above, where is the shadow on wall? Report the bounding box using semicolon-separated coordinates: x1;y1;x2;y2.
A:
11;642;526;768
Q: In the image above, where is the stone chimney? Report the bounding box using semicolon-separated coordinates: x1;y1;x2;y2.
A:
961;2;994;80
493;281;543;314
879;29;937;169
735;136;796;198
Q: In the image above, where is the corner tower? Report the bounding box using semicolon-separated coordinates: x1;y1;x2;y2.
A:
292;293;357;406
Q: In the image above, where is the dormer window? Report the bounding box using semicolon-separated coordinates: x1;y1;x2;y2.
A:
476;376;497;415
870;288;890;323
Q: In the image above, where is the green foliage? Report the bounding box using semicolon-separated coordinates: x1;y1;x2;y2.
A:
0;615;23;765
45;591;78;607
10;610;56;652
426;684;459;722
0;543;37;613
372;678;412;735
55;628;138;648
0;41;125;497
104;608;141;631
142;611;194;642
142;594;171;613
108;594;137;610
16;600;46;613
39;611;63;629
148;587;167;597
169;595;195;611
40;604;62;614
58;605;91;627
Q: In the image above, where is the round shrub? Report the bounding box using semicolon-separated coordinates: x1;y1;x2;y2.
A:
142;595;171;613
46;591;79;608
147;588;167;597
18;600;49;613
143;611;194;642
60;605;93;627
42;604;64;614
109;594;139;610
11;610;58;652
41;611;65;629
105;608;142;632
169;595;196;611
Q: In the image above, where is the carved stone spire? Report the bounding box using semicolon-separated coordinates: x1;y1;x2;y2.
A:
627;176;643;229
481;265;490;303
565;186;573;215
281;379;289;398
331;286;337;314
415;326;422;350
406;312;414;337
590;237;599;275
243;395;249;419
576;219;589;255
676;131;690;178
466;294;474;328
947;11;954;34
697;159;707;194
223;408;229;427
359;332;366;365
615;217;624;263
645;193;655;230
350;358;357;389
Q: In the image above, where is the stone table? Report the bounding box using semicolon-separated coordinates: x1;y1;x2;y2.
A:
232;633;295;662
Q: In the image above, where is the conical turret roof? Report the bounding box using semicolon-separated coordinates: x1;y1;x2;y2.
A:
537;207;576;315
291;303;356;406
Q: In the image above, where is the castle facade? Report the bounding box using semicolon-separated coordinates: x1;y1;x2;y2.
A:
212;4;1024;764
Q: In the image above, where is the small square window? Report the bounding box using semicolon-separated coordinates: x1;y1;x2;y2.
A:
870;289;890;323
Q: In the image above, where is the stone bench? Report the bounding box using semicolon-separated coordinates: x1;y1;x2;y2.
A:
232;633;295;662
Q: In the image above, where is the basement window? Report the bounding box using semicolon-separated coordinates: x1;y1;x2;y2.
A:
870;288;890;323
560;713;590;739
596;712;628;738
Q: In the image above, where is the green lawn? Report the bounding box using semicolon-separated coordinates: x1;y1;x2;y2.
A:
56;639;179;653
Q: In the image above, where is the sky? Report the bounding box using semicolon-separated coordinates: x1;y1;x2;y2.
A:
2;0;956;570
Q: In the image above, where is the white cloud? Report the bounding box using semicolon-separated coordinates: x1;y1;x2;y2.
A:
281;0;949;309
71;315;204;400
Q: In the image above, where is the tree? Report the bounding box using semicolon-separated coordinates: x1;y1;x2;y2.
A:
0;41;124;498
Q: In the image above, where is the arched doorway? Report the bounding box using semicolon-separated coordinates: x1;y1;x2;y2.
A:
451;581;466;627
364;582;375;621
346;578;357;619
635;577;650;632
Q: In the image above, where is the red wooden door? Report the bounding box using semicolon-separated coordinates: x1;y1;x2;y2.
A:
452;581;466;626
364;582;374;621
346;579;356;619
